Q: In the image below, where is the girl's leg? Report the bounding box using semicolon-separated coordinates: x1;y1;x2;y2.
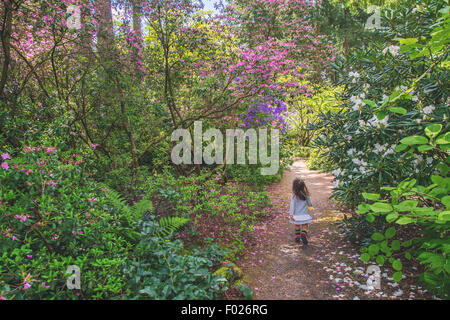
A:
300;224;309;245
295;225;301;242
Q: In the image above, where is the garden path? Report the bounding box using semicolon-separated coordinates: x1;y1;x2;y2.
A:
236;159;433;300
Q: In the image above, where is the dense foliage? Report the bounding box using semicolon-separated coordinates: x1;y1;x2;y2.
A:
1;0;448;300
311;0;449;296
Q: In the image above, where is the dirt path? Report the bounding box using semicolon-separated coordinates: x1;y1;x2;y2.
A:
236;159;435;300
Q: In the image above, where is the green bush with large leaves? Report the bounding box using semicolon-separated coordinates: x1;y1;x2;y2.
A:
312;0;449;207
357;125;449;297
311;0;449;297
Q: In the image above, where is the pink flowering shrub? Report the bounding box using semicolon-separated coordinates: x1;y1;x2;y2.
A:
0;147;132;299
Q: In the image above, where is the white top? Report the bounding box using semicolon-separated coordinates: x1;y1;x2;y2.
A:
289;194;312;224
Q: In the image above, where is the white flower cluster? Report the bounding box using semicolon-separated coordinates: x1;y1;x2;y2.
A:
352;158;368;167
360;114;389;128
350;92;366;111
347;148;357;157
422;105;435;114
372;143;396;156
348;71;361;83
382;45;400;56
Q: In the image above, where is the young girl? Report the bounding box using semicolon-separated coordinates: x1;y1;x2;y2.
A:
289;178;313;245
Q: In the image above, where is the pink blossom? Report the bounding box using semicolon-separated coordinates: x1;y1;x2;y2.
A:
1;153;10;160
1;162;9;170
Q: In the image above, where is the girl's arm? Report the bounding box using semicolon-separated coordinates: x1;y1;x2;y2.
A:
289;195;295;219
306;196;312;207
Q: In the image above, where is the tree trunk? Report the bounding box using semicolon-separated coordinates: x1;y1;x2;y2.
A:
0;0;13;99
96;0;114;62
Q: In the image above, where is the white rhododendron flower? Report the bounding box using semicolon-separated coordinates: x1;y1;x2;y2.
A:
383;45;400;56
347;148;356;156
422;105;435;114
350;94;366;111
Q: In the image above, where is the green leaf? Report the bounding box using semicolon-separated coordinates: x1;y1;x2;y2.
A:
392;259;402;271
431;175;444;186
399;38;418;45
384;227;396;239
387;106;407;115
356;203;371;214
400;136;428;145
371;232;384;241
396;216;414;225
376;111;387;120
392;271;402;282
438;211;450;221
394;200;418;212
441;196;450;208
360;253;370;263
435;132;450;144
394;144;408;152
402;240;413;247
362;193;380;201
417;145;434;152
425;124;442;138
366;213;375;223
370;202;393;212
368;244;380;256
391;240;401;251
376;255;386;265
386;212;399;223
363;99;378;108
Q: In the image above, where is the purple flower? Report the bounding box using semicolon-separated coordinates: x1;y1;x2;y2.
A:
1;153;10;160
26;255;33;259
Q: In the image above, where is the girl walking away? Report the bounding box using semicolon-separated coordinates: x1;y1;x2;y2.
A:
289;178;313;245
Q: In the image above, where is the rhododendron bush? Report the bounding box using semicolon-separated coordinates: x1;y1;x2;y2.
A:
311;0;449;296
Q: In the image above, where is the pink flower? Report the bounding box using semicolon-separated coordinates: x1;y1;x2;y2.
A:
24;283;31;290
1;162;9;170
12;236;17;241
26;255;33;259
1;153;10;160
41;282;50;289
45;147;56;154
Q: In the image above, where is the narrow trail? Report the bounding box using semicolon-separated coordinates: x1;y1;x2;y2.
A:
237;159;342;299
236;159;434;300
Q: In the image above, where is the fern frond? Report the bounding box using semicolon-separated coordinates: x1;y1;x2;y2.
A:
157;216;190;237
130;199;153;222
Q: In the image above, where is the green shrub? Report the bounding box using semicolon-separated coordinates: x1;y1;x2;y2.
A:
0;147;230;300
306;148;335;172
356;125;449;298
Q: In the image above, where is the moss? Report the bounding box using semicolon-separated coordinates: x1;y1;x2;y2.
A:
213;262;243;284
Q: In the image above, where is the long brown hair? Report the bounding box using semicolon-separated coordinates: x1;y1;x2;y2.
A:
292;178;310;200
